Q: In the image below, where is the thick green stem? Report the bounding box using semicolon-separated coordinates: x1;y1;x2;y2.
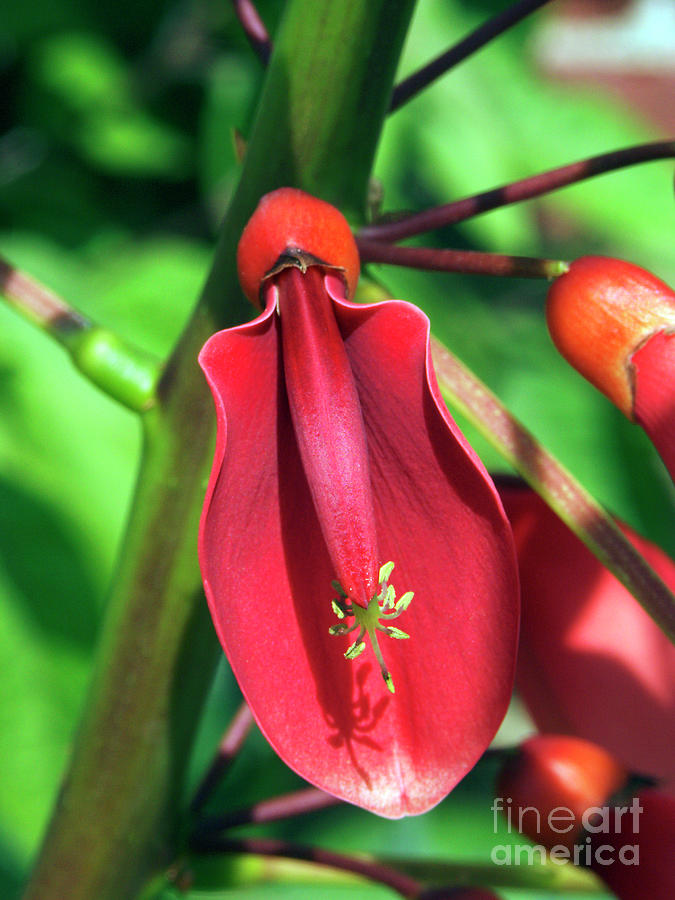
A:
22;2;416;897
22;385;220;899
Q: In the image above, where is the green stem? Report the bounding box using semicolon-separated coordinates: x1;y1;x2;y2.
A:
189;836;423;899
22;374;222;900
22;2;416;897
393;856;603;893
152;850;602;895
180;845;601;896
0;257;160;412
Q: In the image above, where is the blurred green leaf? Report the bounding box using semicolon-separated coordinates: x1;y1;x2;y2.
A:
26;32;192;177
84;235;212;357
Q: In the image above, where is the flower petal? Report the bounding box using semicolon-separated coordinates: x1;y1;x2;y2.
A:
499;485;675;787
632;330;675;483
275;266;379;609
199;297;518;817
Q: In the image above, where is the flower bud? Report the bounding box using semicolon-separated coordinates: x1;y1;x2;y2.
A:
497;735;627;851
546;256;675;419
237;187;360;307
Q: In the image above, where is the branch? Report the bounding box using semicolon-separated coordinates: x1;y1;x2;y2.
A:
357;239;568;279
191;701;255;813
190;835;423;899
390;0;553;112
0;256;161;412
359;141;675;243
231;0;272;65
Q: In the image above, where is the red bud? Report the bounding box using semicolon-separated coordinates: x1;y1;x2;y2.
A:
237;187;360;307
546;256;675;419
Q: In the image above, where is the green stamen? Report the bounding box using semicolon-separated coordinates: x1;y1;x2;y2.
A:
328;561;413;694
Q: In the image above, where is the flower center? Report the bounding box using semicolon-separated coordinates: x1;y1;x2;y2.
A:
328;561;413;693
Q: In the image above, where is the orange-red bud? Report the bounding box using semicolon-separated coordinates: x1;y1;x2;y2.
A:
497;735;627;851
546;256;675;418
237;187;360;307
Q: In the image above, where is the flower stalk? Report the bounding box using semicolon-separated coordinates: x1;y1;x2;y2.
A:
389;0;554;112
358;141;675;243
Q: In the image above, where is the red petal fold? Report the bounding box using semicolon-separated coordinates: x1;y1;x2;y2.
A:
275;266;378;608
199;296;518;818
632;330;675;483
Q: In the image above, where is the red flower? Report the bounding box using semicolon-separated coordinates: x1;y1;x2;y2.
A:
198;188;519;817
546;256;675;481
499;485;675;788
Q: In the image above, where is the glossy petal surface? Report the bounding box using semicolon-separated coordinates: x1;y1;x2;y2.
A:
500;486;675;787
199;295;518;817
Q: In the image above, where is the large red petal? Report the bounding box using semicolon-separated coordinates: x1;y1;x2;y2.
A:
500;486;675;787
199;299;519;817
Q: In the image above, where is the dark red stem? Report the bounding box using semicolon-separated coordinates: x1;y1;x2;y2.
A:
389;0;553;112
194;786;340;832
190;834;423;898
359;141;675;243
357;238;567;279
231;0;272;64
190;701;254;813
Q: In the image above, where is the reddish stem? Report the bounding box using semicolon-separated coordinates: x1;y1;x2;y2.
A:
231;0;272;64
190;701;255;813
389;0;553;112
194;786;340;832
357;238;567;279
359;141;675;243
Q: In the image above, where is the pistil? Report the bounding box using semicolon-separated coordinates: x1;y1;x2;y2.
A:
272;259;379;608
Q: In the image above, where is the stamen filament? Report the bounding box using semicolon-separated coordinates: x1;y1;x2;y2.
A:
328;561;413;693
